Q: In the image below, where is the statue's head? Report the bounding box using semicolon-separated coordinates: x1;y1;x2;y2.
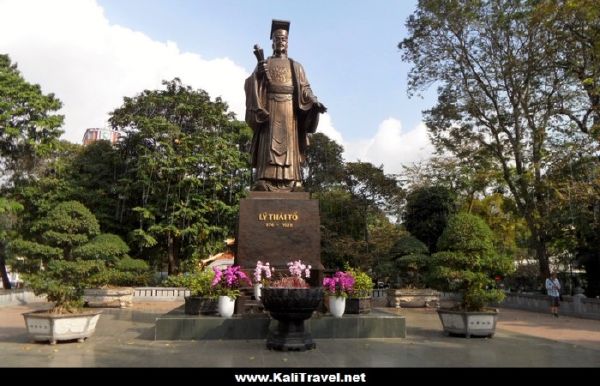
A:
270;19;290;56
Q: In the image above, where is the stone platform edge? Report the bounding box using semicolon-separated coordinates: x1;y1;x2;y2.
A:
154;309;406;340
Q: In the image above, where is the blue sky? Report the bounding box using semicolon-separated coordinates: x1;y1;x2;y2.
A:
0;0;436;174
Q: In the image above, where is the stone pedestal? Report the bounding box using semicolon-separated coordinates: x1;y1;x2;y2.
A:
84;287;133;308
387;288;441;308
235;192;323;276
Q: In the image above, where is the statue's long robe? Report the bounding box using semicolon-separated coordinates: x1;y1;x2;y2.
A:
244;57;320;184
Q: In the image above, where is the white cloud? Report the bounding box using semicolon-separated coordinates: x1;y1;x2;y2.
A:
325;117;433;175
316;113;344;145
316;115;433;175
0;0;434;174
0;0;248;143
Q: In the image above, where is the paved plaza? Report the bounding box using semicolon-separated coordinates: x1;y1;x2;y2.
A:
0;301;598;367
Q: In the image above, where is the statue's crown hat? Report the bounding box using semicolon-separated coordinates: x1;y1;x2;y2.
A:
270;19;290;39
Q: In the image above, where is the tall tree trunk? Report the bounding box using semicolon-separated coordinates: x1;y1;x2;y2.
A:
167;233;179;275
536;242;550;279
532;231;550;279
0;242;12;289
523;211;550;279
167;233;175;275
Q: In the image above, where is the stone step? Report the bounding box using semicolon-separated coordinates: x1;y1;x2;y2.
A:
235;295;265;315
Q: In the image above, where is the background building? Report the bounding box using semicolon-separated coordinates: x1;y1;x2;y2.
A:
82;128;121;145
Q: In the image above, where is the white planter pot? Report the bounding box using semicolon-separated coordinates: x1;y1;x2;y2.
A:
23;310;101;344
328;296;346;318
253;283;263;300
217;295;236;318
437;308;498;338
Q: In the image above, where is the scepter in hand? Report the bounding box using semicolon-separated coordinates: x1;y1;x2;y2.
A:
253;44;271;83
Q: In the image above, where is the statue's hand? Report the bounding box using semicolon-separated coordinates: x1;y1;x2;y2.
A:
257;61;268;77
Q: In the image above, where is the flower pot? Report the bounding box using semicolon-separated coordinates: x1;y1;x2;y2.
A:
345;296;372;314
261;287;323;351
217;295;236;318
328;296;346;318
23;310;101;345
184;296;218;315
437;308;498;338
253;283;263;300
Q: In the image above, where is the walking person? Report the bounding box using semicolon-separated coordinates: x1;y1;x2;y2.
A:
545;272;561;317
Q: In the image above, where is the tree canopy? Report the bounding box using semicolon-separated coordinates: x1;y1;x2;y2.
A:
0;54;63;185
109;78;251;273
398;0;600;277
403;186;455;253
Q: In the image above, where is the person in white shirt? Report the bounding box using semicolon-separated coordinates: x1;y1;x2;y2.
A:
545;272;561;317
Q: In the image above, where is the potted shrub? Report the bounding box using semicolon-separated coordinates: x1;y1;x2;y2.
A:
428;213;514;338
164;268;217;315
344;266;373;314
10;201;106;344
23;259;104;344
388;235;440;308
11;201;146;309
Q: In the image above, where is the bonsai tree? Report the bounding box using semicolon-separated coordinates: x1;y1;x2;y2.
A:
74;234;151;287
390;234;429;289
87;257;151;288
14;201;150;301
10;201;100;272
73;233;130;266
25;259;105;313
427;212;514;311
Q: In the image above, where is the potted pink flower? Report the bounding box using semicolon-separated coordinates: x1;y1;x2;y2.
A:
323;271;355;318
260;259;322;351
211;265;251;318
267;260;312;288
253;260;273;300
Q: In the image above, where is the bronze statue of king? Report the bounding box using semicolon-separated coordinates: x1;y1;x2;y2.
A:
244;19;327;192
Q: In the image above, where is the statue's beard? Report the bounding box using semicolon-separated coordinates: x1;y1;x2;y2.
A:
274;47;287;56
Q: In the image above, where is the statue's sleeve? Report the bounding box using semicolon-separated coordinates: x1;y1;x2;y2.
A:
244;70;269;132
293;61;320;135
294;62;318;112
